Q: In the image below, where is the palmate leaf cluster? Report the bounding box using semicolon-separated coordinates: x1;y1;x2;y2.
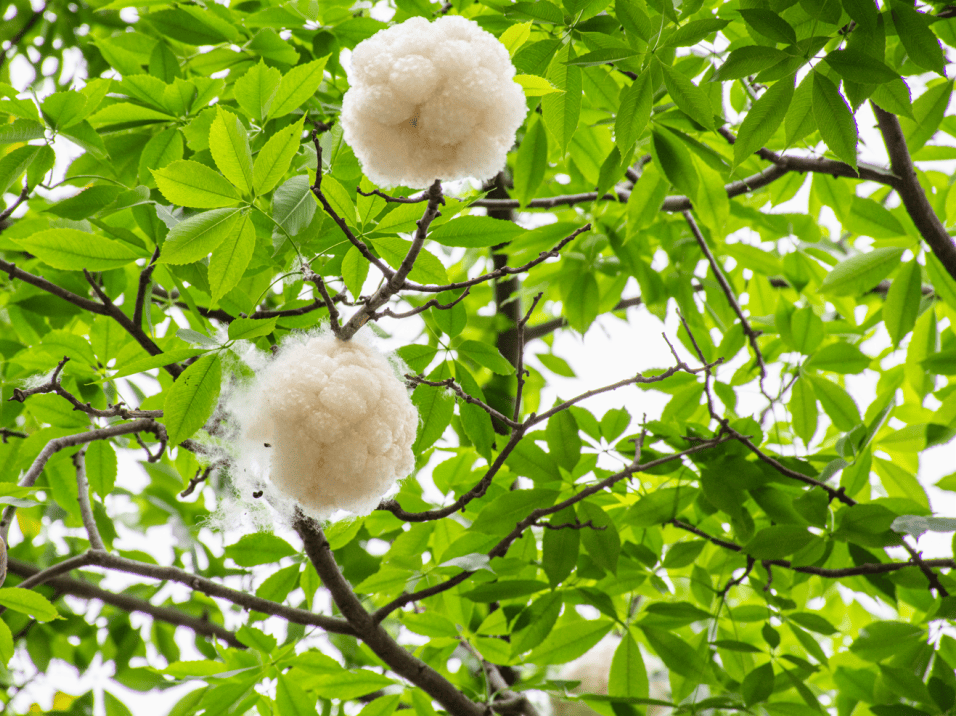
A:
1;0;956;715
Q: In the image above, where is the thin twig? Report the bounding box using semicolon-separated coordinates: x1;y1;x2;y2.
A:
0;182;30;226
513;293;543;423
373;287;471;320
73;451;106;551
6;557;245;648
133;247;161;329
683;211;772;403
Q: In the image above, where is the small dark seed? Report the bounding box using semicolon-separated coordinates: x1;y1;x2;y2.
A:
252;490;263;498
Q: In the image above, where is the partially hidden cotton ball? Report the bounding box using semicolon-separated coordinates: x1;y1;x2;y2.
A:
239;334;418;520
340;15;529;189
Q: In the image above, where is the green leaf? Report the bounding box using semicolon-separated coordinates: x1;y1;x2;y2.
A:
139;128;184;187
616;69;653;156
820;247;905;296
804;342;871;374
411;382;454;452
160;208;244;266
457;339;515;375
428;215;524;248
0;145;39;194
741;663;775;706
85;440;118;498
738;9;796;45
0;119;45;144
824;49;899;84
712;46;788;82
268;57;329;120
541;43;582;155
357;696;401;716
609;631;649;698
341;246;369;301
900;80;953;153
663;18;729;47
210;107;253;194
658;60;716;131
227;316;278;341
514;113;548;207
0;588;60;622
208;211;256;303
743;525;815;559
627;487;698;527
785;72;816;147
806;374;861;431
788;612;838;635
512;592;563;653
845;196;906;238
578;501;620;574
883;260;922;346
891;2;945;75
14;228;145;271
272;175;316;237
307;671;395;701
276;674;318;716
546;406;581;471
734;76;794;167
163;353;222;446
373;237;448;285
252;118;303;196
641;626;707;678
811;72;858;170
651;126;698;200
527;618;614;665
225;533;297;566
234;61;281;123
514;74;564;97
542;506;579;588
0;620;13;666
500;21;533;56
88;102;176;127
107;348;207;381
152;160;241;208
926;253;956;312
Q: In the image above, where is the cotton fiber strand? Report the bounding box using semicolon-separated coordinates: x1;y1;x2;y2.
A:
340;15;528;188
226;332;418;522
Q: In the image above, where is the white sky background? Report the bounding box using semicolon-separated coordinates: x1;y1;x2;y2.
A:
3;0;956;712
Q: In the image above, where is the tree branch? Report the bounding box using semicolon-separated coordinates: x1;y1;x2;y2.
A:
292;510;485;716
339;179;445;339
73;451;106;552
5;558;245;648
872;102;956;281
0;419;165;547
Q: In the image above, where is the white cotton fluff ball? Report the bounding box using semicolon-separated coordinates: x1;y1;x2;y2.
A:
230;333;418;521
340;15;529;189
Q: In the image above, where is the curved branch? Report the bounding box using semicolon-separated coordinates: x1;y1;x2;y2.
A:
292;511;485;716
6;557;245;648
872;102;956;281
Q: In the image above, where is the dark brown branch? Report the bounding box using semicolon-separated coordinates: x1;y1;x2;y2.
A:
15;549;356;635
303;269;343;338
377;429;526;523
525;296;644;341
311;131;394;279
0;258;110;315
339;179;445;339
0;182;30;225
9;356;164;420
404;375;520;429
0;428;28;442
73;451;106;551
374;287;471;320
83;270;181;378
292;511;485;716
513;292;543;423
133;247;161;329
402;224;591;293
671;520;955;579
356;186;429;204
0;419;165;545
872;102;956;281
5;558;245;648
683;211;772;402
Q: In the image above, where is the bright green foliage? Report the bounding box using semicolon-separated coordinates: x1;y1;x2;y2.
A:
2;0;956;714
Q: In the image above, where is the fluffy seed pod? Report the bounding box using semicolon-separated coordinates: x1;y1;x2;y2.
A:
340;15;528;189
231;333;417;521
